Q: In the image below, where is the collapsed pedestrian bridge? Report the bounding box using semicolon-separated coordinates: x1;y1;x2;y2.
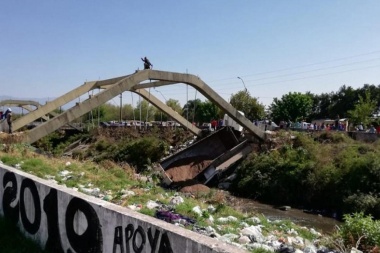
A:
8;70;266;144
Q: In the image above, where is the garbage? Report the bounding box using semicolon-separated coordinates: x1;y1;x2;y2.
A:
59;170;71;177
146;200;160;209
247;216;261;224
128;204;142;211
169;195;184;205
227;216;238;222
120;189;135;199
207;205;216;213
192;206;202;216
155;210;196;226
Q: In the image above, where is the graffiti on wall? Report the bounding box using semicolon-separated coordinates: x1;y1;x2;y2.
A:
1;171;173;253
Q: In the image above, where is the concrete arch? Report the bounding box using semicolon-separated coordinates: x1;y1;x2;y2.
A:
0;99;42;108
12;76;198;136
0;100;51;121
22;70;265;143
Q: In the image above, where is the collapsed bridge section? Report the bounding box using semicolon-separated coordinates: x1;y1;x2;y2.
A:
158;127;255;188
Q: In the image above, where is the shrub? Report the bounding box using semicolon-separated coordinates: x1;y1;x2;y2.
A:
335;212;380;251
114;137;168;172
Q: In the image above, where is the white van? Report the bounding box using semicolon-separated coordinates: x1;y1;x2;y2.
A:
223;111;244;131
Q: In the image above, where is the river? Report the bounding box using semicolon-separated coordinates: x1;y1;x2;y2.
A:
227;194;342;234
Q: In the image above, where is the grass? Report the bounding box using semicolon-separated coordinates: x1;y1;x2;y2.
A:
0;216;50;253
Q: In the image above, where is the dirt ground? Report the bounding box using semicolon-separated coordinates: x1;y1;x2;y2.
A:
163;155;214;193
165;156;212;182
180;183;211;194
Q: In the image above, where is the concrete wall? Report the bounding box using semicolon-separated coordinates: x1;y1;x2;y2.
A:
0;163;246;253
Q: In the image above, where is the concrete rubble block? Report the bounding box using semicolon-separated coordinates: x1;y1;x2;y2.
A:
240;225;264;243
238;235;251;244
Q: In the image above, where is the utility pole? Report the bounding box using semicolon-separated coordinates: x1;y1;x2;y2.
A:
119;93;122;122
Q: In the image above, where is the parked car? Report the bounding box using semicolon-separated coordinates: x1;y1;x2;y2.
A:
201;123;214;132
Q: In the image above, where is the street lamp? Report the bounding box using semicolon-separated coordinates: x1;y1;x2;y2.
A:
155;89;167;102
237;77;247;92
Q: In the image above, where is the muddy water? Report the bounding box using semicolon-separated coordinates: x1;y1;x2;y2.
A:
228;195;342;234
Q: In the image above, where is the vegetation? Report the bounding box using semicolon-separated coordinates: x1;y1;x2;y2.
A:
270;92;313;123
3;83;380;251
229;90;265;120
348;90;377;126
231;131;380;220
334;213;380;252
3;127;380;251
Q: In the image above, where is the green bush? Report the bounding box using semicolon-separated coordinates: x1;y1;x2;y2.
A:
114;137;168;172
343;193;380;218
231;131;380;217
336;212;380;251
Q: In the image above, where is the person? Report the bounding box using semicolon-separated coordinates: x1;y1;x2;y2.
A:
211;119;217;131
334;114;340;130
369;125;376;133
141;57;153;70
6;108;12;134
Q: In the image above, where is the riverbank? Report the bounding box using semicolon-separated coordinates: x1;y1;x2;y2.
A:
0;143;340;253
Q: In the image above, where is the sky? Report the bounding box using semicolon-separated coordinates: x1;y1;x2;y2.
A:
1;1;380;109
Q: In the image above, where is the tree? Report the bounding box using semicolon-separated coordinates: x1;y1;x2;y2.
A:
348;90;377;126
196;100;219;123
166;99;182;113
270;92;313;123
153;99;182;122
134;99;157;122
308;92;332;120
328;85;358;119
97;103;119;122
182;99;203;123
229;90;265;120
121;104;134;120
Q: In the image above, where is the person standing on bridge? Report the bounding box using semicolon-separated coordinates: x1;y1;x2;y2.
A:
141;56;153;70
6;108;12;134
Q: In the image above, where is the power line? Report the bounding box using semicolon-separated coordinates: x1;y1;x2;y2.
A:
207;50;380;83
159;63;380;97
